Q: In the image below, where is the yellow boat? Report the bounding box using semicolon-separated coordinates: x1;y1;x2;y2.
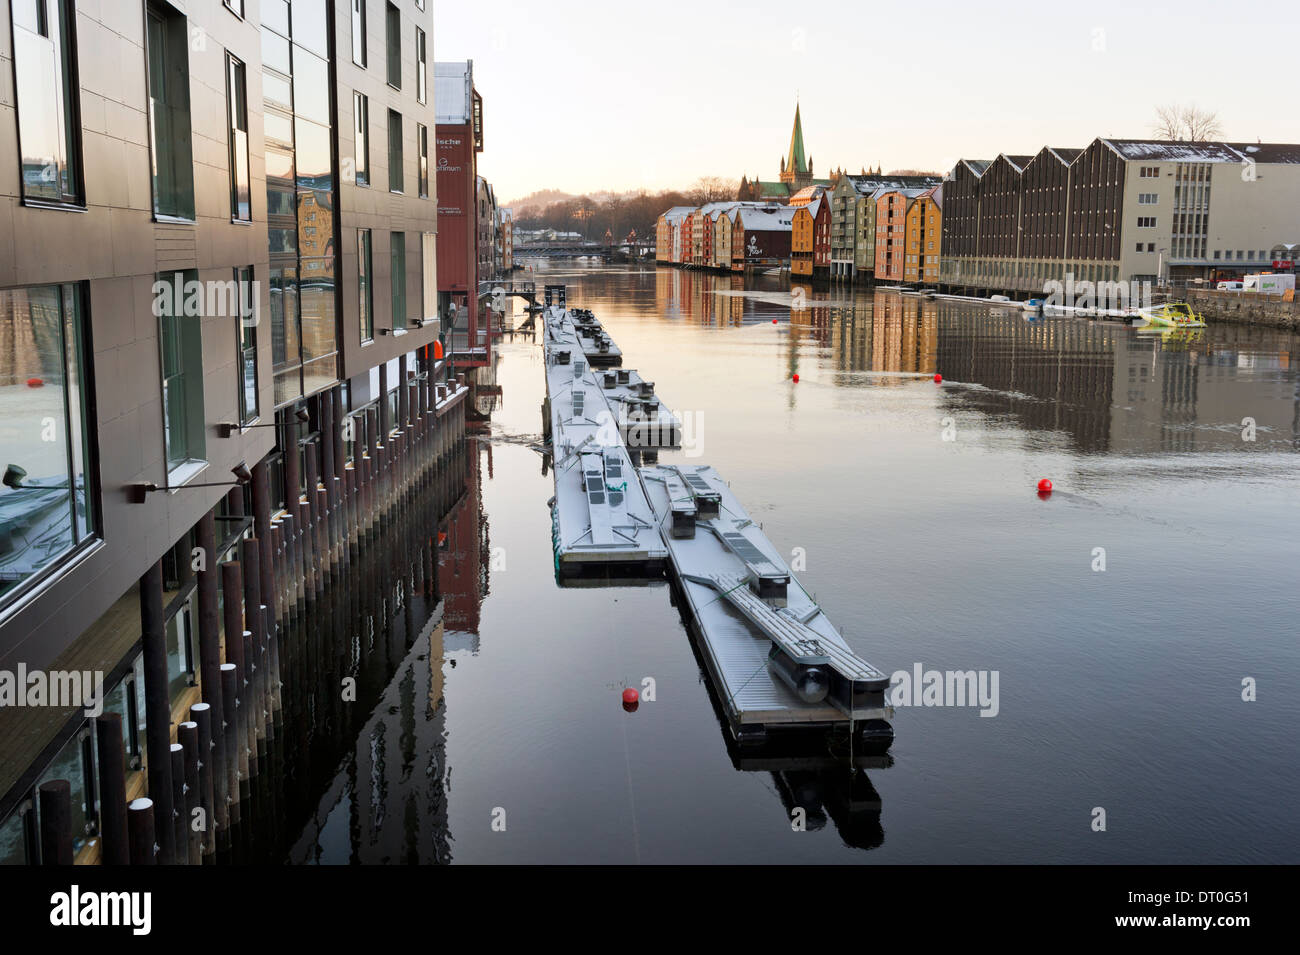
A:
1133;302;1206;328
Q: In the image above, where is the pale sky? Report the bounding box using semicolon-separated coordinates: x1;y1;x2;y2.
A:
433;0;1297;204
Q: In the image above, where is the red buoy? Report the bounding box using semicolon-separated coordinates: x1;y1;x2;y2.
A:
1037;478;1053;493
792;374;800;383
933;373;942;383
26;377;43;388
622;687;638;705
772;318;778;324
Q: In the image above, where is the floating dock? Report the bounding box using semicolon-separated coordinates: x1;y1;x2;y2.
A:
641;463;894;748
542;309;667;577
540;296;893;751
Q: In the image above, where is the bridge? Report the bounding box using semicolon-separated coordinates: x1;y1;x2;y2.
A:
513;243;613;258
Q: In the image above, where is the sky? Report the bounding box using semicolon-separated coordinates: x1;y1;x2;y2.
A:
433;0;1299;204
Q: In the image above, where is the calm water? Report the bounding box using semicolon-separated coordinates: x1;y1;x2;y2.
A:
288;262;1300;864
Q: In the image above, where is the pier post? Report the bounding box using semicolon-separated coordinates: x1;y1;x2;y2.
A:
168;743;187;864
178;721;202;865
139;559;176;865
240;539;266;761
94;712;129;865
127;798;155;865
219;664;242;850
220;562;249;806
188;702;216;859
195;512;227;842
37;780;72;865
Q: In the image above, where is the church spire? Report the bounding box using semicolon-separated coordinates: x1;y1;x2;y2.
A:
787;103;808;176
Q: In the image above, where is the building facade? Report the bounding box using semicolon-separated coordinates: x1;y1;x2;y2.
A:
940;139;1300;294
829;174;943;282
903;186;943;284
0;0;462;864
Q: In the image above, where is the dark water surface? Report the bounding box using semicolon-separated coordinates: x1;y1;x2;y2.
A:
289;262;1300;863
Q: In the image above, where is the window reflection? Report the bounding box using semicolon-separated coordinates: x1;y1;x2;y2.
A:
0;284;96;607
12;0;82;204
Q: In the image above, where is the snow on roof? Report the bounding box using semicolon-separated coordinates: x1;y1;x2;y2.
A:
1004;154;1034;171
844;174;942;195
1095;139;1300;164
435;61;474;124
737;206;796;230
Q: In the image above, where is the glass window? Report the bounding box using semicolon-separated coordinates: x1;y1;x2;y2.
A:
291;0;328;58
146;2;195;219
262;71;292;112
388;110;403;193
298;257;337;396
421;232;437;329
261;29;291;75
292;49;330;126
359;229;373;342
236;267;259;424
156;269;207;474
353;92;370;186
416;27;427;104
0;283;97;608
417;123;428;198
351;0;367;68
294;118;333;197
265;147;295;216
38;729;96;853
261;0;289;35
270;266;303;407
391;232;407;330
165;599;196;702
0;803;35;865
227;54;251;221
386;3;401;88
11;0;82;204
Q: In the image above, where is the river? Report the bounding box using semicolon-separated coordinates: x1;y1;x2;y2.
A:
281;260;1300;863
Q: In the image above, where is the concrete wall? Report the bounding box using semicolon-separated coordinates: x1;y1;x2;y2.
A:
1178;287;1300;330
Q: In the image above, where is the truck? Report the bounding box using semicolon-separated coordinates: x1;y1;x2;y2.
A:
1243;273;1296;293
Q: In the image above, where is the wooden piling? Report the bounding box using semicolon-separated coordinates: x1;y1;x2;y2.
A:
195;511;227;842
139;559;176;865
94;712;129;865
178;722;202;865
219;663;242;836
188;703;216;859
169;743;187;864
127;798;155;866
37;779;72;865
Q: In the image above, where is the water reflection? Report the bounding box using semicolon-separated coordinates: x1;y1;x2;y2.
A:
632;270;1300;454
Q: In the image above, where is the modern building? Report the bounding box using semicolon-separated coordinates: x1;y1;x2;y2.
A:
939;139;1300;294
0;0;464;864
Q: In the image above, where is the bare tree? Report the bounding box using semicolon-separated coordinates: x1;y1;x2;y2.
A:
686;176;738;206
1152;103;1224;142
1182;105;1223;142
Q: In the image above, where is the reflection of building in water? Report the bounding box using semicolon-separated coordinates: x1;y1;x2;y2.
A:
936;303;1120;452
288;437;484;864
440;438;488;647
812;295;939;378
933;301;1299;453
